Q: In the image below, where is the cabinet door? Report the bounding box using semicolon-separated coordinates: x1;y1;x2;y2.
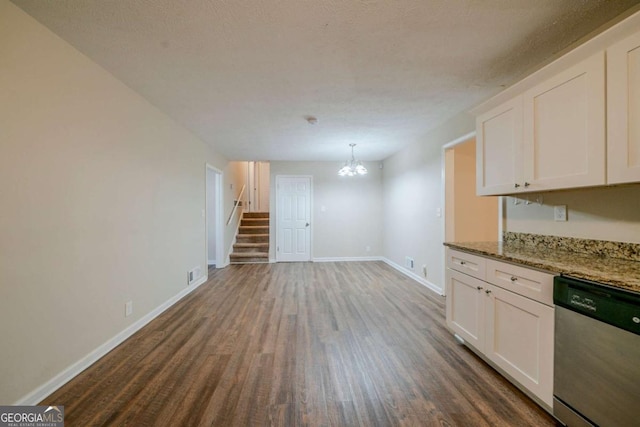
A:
445;269;485;351
476;96;523;196
484;284;554;408
608;30;640;184
523;52;605;191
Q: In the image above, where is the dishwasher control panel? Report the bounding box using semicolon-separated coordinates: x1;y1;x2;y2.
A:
568;291;597;312
554;276;640;336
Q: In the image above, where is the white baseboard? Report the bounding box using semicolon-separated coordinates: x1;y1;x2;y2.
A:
312;256;383;262
381;257;443;296
14;275;208;405
207;259;216;265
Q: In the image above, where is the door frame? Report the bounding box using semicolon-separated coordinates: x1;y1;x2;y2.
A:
205;164;225;269
275;174;313;262
440;131;504;296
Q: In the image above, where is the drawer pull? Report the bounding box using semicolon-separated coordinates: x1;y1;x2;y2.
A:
485;289;492;295
460;261;466;265
476;286;483;291
510;276;518;282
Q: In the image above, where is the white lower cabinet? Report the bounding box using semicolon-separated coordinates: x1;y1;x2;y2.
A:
446;269;486;350
445;251;555;409
484;284;554;408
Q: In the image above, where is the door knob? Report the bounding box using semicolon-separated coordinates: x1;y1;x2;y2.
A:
306;223;310;227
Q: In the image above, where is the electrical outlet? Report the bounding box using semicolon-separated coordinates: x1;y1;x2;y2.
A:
125;301;133;317
554;205;567;222
405;257;414;270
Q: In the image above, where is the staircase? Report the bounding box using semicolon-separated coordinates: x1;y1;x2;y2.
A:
229;212;269;264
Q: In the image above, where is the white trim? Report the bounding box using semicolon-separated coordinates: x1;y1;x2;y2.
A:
498;196;504;241
205;164;225;269
382;257;443;296
14;276;208;405
441;131;476;150
312;256;383;262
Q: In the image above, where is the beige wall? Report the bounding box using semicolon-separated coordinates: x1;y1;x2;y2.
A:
0;2;231;404
505;184;640;242
382;113;475;294
450;140;499;242
269;161;383;260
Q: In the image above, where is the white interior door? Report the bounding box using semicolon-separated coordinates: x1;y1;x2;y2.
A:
276;175;311;262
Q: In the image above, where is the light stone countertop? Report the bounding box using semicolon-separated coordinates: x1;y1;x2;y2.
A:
444;241;640;294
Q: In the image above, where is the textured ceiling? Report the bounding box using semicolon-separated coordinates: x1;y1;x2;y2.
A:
11;0;640;161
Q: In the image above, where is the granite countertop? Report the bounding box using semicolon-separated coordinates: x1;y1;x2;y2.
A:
444;240;640;294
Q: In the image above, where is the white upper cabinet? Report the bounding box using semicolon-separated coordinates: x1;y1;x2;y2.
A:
523;52;606;191
476;53;606;196
607;30;640;184
476;96;523;195
470;10;640;196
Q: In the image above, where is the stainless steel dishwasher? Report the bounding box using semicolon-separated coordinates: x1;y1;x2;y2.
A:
553;276;640;427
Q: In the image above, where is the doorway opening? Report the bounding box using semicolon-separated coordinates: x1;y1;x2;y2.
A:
444;135;499;243
206;165;224;269
247;161;270;213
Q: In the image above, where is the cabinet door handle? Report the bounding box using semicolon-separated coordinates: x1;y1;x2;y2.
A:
524;182;530;187
476;286;483;290
510;276;518;282
460;261;466;265
514;183;521;188
485;289;492;295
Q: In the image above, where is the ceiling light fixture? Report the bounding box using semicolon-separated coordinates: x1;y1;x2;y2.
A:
338;143;368;176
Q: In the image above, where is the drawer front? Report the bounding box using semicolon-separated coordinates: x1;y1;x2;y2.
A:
485;259;554;306
446;248;486;280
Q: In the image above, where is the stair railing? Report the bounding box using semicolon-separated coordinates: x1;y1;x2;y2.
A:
226;184;246;226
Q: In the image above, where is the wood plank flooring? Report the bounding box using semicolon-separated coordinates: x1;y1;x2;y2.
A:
41;262;558;426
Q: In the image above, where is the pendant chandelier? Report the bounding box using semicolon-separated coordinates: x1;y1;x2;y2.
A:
338;143;368;176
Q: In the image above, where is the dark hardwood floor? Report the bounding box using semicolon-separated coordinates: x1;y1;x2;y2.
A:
42;262;558;426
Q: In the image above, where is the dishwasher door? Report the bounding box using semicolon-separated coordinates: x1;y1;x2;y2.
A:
554;305;640;426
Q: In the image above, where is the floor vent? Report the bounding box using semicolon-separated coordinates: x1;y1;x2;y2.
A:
188;266;202;285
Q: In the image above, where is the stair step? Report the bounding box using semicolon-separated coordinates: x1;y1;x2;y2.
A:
230;252;269;264
232;212;270;262
239;226;269;234
233;243;269;253
241;218;269;227
243;212;269;219
236;234;269;243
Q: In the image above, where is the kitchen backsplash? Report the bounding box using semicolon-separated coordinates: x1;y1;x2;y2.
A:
503;232;640;262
